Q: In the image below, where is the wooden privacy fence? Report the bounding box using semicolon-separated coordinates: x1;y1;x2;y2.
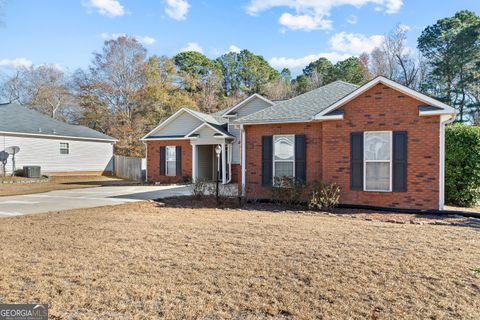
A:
114;155;144;181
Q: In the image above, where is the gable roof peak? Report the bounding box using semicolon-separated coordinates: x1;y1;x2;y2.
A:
221;93;274;117
313;76;457;119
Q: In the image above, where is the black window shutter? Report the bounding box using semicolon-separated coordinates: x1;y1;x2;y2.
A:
262;136;273;186
295;135;306;184
393;131;407;192
350;132;363;190
176;146;182;177
160;146;166;176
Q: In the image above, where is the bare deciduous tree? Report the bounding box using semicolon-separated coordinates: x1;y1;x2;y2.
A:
0;69;27;103
80;36;147;124
25;65;75;120
370;24;423;89
1;65;75;120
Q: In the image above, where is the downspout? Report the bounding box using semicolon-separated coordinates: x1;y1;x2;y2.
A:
439;114;455;210
143;141;148;183
241;124;246;197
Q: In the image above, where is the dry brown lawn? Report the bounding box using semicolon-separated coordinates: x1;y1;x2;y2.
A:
445;205;480;213
0;175;136;197
0;202;479;319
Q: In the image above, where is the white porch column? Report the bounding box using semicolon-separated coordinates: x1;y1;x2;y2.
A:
221;143;227;184
191;144;197;183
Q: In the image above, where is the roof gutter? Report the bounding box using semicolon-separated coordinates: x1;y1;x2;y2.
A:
234;119;313;126
0;131;117;143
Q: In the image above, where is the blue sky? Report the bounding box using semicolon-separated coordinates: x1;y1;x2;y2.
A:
0;0;479;75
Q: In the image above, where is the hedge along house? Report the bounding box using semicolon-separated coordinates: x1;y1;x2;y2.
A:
143;76;456;210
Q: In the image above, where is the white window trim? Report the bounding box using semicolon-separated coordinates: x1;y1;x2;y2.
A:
60;142;69;155
165;146;176;177
363;131;393;192
272;134;295;183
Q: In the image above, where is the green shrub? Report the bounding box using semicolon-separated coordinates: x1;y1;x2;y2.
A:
445;124;480;207
271;176;305;205
308;181;341;210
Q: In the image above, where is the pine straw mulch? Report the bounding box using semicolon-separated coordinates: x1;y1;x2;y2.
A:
0;200;479;319
161;196;480;227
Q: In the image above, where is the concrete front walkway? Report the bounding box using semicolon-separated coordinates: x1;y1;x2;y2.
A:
0;185;191;217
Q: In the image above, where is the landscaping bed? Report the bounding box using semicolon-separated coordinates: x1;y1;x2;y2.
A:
159;196;479;227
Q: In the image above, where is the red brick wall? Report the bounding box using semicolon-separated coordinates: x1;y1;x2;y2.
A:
323;84;440;209
146;140;192;183
231;163;241;183
244;84;441;210
244;122;323;196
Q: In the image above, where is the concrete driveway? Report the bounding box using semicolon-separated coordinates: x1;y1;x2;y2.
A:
0;185;191;217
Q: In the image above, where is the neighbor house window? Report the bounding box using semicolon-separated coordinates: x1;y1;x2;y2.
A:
60;143;69;155
364;131;392;192
273;135;295;179
165;146;176;176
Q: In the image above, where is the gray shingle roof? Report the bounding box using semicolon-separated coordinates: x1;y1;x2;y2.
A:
208;122;234;137
188;109;226;125
0;103;116;141
209;109;229;124
234;81;359;124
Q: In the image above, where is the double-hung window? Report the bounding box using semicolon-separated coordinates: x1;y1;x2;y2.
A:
364;131;392;192
165;146;176;176
60;143;69;155
273;135;295;179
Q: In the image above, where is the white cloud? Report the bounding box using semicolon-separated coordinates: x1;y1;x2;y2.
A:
181;42;203;53
329;32;384;54
0;58;33;68
384;0;403;14
269;31;386;71
138;36;156;45
269;52;351;70
228;45;241;53
279;13;332;31
346;14;358;24
165;0;190;20
100;33;156;45
246;0;403;31
82;0;124;17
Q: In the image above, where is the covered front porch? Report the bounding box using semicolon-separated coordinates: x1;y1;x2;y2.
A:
188;123;235;185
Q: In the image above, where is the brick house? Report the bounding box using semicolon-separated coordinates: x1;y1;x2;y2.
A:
141;77;456;210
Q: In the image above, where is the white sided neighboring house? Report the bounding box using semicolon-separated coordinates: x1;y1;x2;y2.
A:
0;103;116;176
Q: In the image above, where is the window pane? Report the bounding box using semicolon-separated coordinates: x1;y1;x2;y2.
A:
365;132;391;160
166;146;176;161
274;162;294;178
365;162;390;191
166;161;176;176
274;136;294;161
60;143;69;154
